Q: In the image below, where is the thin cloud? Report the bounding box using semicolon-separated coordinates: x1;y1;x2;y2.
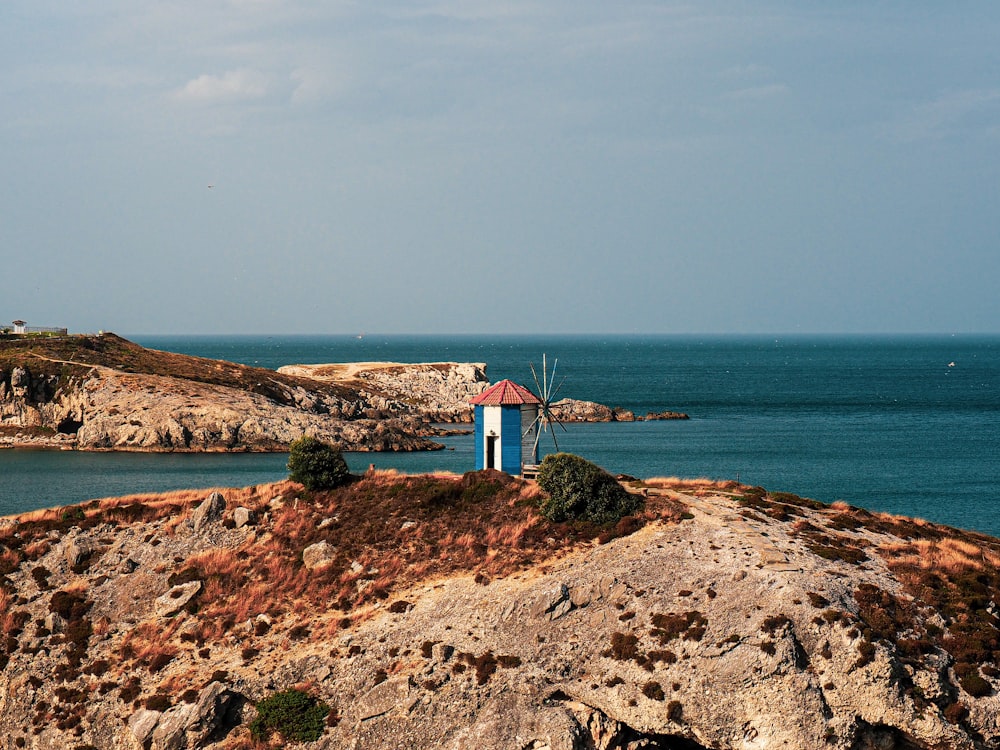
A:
173;69;274;104
718;63;774;80
722;83;789;101
889;88;1000;142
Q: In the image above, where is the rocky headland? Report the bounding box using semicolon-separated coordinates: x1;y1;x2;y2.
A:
275;362;492;423
278;362;687;424
0;335;440;452
0;335;681;453
2;472;1000;749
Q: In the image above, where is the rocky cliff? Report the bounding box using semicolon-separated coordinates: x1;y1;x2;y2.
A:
276;362;491;422
0;334;437;452
2;472;1000;749
278;362;686;423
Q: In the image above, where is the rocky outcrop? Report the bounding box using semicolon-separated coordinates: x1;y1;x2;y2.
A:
550;398;639;422
2;477;1000;749
277;361;491;422
280;362;676;424
0;335;440;452
645;410;690;421
1;336;686;452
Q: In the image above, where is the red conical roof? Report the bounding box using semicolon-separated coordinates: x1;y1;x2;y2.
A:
469;379;541;406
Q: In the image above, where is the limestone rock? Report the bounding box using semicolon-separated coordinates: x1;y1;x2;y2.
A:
354;675;413;721
151;704;195;750
303;541;338;570
0;333;441;451
44;612;65;634
128;708;162;745
189;681;238;746
233;507;256;528
3;474;1000;750
192;492;226;532
63;535;92;568
530;583;573;621
155;580;202;618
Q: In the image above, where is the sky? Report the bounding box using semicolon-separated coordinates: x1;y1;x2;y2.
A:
2;2;999;335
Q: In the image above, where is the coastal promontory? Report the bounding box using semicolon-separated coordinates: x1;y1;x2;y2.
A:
0;334;669;453
0;334;441;452
2;472;1000;748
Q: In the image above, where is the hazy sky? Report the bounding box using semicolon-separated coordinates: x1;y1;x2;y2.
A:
2;2;998;335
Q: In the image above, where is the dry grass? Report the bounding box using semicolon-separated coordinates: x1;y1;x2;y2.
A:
0;589;19;637
643;477;740;492
884;538;1000;576
157;470;685;636
0;332;358;405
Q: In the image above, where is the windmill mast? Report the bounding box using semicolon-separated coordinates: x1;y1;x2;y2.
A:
525;354;568;466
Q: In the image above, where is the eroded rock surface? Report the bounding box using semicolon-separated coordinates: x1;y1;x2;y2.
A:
0;334;439;452
1;478;999;749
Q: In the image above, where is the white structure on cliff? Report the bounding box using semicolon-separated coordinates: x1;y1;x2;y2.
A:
9;320;68;335
470;379;541;475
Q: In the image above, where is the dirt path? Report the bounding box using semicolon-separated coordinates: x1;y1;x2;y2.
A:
649;488;801;572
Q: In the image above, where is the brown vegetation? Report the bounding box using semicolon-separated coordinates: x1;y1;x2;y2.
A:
0;333;357;407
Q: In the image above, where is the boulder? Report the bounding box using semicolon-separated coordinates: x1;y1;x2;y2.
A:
530;582;573;621
63;535;93;568
128;708;162;745
44;612;65;634
233;507;256;528
151;704;195;750
354;675;414;721
191;492;226;532
303;540;338;570
188;681;238;745
142;682;236;750
155;580;202;618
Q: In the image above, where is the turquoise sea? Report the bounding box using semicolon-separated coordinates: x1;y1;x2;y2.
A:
2;335;998;537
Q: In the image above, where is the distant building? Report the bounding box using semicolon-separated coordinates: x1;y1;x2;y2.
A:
9;320;68;336
470;379;541;476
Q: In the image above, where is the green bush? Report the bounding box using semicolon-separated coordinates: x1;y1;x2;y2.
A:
250;688;330;743
535;453;643;524
287;436;351;490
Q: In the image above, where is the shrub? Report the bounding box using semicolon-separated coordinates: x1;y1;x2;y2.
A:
535;453;643;524
287;436;351;491
250;688;330;743
959;670;992;697
145;694;171;711
642;680;665;701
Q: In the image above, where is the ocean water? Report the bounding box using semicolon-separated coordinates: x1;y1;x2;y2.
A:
1;335;998;537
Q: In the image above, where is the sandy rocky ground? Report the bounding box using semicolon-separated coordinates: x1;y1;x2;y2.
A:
2;476;998;749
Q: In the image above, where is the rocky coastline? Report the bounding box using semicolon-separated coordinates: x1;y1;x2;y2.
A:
2;473;999;749
0;335;445;453
0;334;687;453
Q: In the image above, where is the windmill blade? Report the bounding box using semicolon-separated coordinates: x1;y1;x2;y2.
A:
548;374;568;403
521;411;543;439
545;358;559;401
541;405;569;433
529;361;543;398
526;353;568;459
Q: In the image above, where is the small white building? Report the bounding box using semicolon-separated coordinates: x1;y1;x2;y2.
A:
9;320;68;336
470;379;541;475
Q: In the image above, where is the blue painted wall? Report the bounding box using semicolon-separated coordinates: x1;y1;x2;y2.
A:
501;406;523;475
473;405;485;470
473;403;527;474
